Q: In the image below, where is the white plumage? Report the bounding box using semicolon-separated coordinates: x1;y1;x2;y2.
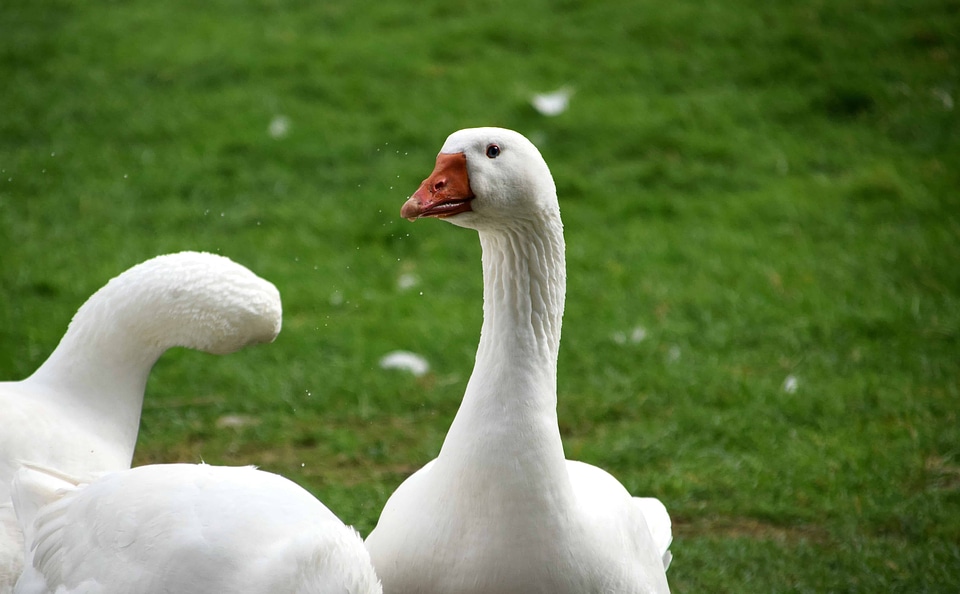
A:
12;464;381;594
365;128;672;593
0;252;283;591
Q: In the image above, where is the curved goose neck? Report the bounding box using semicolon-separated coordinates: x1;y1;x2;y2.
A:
439;208;567;473
25;278;181;457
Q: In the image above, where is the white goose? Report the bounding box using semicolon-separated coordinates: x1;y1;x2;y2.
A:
364;128;672;593
11;463;381;594
0;252;283;591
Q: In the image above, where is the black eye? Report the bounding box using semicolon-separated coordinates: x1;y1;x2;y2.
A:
485;144;501;159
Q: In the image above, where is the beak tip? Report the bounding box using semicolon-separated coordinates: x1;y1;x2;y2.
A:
400;196;422;221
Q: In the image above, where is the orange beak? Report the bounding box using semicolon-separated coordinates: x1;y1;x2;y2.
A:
401;152;475;221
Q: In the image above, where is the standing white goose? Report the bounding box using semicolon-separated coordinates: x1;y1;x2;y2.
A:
11;463;382;594
364;128;672;594
0;251;283;592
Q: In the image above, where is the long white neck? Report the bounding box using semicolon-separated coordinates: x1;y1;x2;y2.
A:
24;270;197;455
24;288;173;460
18;252;282;462
438;209;567;492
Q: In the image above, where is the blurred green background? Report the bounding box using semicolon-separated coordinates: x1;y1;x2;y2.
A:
2;0;958;590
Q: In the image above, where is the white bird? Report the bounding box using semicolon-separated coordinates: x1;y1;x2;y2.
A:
11;464;381;594
364;128;672;594
0;251;283;592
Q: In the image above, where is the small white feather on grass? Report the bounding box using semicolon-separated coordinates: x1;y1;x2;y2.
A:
782;374;799;394
531;87;574;116
379;350;430;377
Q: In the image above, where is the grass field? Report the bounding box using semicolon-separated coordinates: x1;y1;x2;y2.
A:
2;0;959;591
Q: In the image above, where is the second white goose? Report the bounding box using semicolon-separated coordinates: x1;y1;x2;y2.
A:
0;251;282;592
11;463;381;594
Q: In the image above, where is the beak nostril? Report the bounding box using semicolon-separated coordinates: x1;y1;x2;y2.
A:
432;179;447;193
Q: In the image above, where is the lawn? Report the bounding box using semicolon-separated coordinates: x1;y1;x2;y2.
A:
2;0;958;591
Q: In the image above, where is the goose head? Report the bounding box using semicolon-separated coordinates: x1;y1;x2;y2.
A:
401;127;558;231
52;251;283;365
101;251;284;356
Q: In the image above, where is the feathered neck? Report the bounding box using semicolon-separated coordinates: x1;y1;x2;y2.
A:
24;277;178;459
474;215;565;383
437;207;568;487
17;253;280;461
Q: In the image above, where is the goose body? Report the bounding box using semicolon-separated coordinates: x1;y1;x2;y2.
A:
0;252;283;591
364;128;671;593
12;464;381;594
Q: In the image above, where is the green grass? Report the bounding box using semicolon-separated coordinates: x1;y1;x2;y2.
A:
2;0;958;591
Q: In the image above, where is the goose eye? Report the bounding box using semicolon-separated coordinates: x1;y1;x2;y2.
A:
485;144;501;159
